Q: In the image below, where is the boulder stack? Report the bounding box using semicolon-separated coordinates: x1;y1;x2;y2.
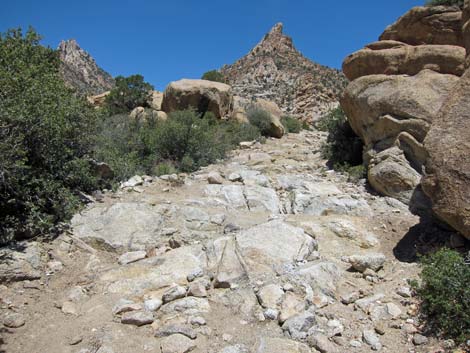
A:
340;5;465;209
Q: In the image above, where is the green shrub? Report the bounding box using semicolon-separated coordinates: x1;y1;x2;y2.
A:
201;70;225;83
0;28;99;244
425;0;463;7
247;108;273;137
104;75;154;114
413;248;470;343
93;110;263;179
281;115;302;133
317;107;364;179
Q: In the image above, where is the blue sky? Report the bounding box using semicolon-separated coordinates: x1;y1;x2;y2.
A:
2;0;423;90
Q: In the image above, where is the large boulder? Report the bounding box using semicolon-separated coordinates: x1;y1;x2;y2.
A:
422;61;470;239
343;42;465;81
341;70;458;149
161;79;233;119
148;90;164;111
379;6;463;46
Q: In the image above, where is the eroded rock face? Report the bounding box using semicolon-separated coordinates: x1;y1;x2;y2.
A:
58;39;115;95
379;6;463;46
343;42;465;81
161;79;233;119
422;65;470;239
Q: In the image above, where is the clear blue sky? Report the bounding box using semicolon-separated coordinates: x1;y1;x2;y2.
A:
2;0;423;90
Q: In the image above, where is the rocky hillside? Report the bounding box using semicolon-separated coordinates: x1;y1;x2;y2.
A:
2;128;457;353
58;39;115;95
221;23;347;122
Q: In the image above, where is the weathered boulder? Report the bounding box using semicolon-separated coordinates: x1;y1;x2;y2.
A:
341;70;459;148
253;98;285;138
148;90;164;111
379;6;463;46
161;79;233;119
422;67;470;239
368;147;422;204
129;106;167;121
343;42;465;81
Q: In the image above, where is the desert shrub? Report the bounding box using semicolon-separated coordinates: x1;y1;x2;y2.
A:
425;0;463;7
281;115;302;133
93;110;263;179
201;70;225;83
104;74;154;114
317;107;365;179
247;107;273;137
0;28;99;244
413;248;470;343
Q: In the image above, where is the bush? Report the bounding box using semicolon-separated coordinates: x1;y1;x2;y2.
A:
317;107;365;180
247;108;273;137
281;115;302;133
425;0;463;7
413;248;470;343
0;28;99;244
93;110;263;179
104;75;154;114
201;70;225;83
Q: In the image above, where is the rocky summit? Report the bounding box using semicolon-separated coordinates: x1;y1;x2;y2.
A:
221;23;348;122
58;39;115;95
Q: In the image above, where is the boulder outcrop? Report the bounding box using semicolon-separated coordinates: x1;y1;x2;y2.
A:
340;5;464;206
422;1;470;238
161;79;233;119
343;42;465;81
379;6;463;46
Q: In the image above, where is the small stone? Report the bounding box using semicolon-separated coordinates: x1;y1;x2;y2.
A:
222;333;233;342
341;291;360;305
121;310;154;326
3;312;25;328
257;284;284;309
61;301;78;316
264;308;279;320
118;250;147;265
159;334;196;353
283;283;294;292
155;324;197;339
69;335;83;345
363;329;382;350
208;171;225;184
210;213;226;225
112;299;142;315
396;286;412;298
122;175;143;188
374;322;386;335
413;334;428;346
386;302;402;318
402;323;418;334
228;173;242;182
350;339;362;348
308;333;339;353
162;285;187;303
144;298;162;312
312;294;329;309
67;286;87;302
186;268;203;282
347;253;386;273
47;260;63;272
188;281;207;298
189;316;206;326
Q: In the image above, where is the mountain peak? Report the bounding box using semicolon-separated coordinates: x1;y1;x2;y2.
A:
57;39;114;95
269;22;284;35
221;24;347;121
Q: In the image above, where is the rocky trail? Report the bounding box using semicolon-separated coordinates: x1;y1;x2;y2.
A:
0;130;456;353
